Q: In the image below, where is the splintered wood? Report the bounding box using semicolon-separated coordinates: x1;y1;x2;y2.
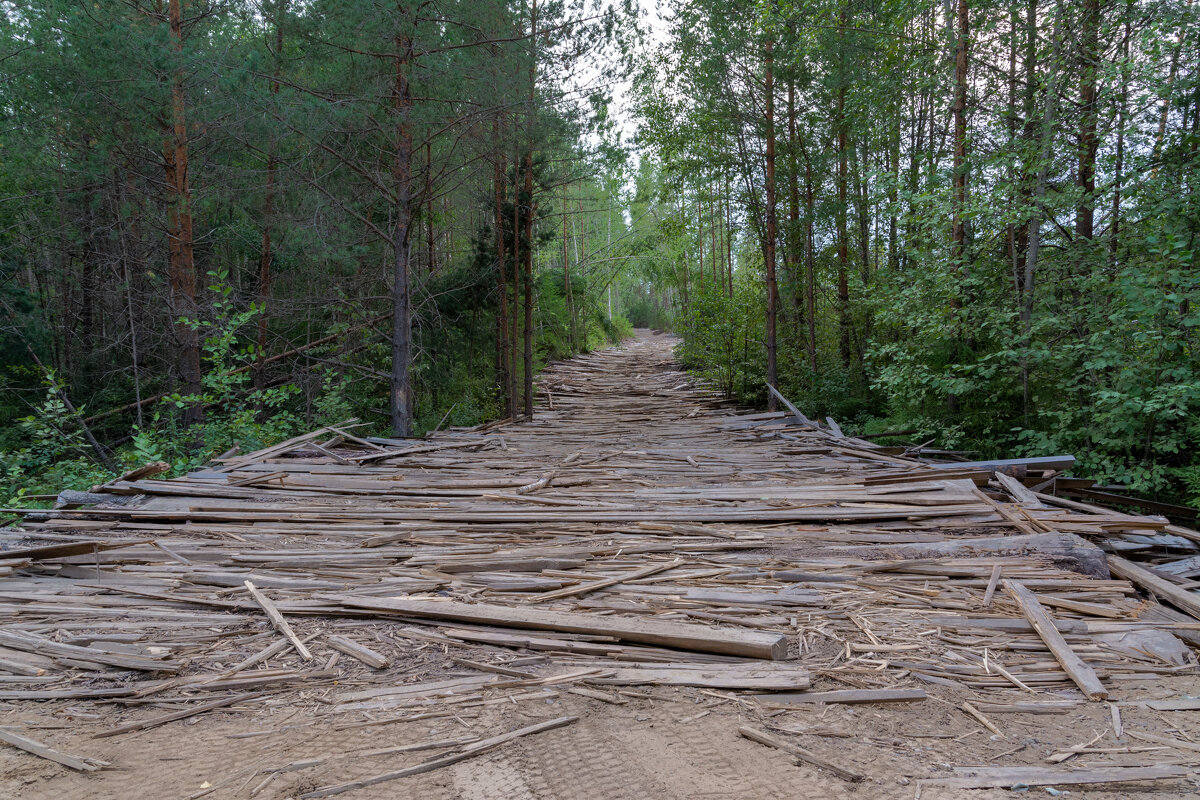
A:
1;331;1198;794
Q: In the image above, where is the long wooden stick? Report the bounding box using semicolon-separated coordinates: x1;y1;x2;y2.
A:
299;716;578;798
94;692;265;738
335;595;789;659
738;726;862;782
0;727;106;771
528;558;684;603
245;580;313;661
1002;579;1107;700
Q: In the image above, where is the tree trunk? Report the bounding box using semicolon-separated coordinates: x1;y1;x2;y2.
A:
522;0;537;420
563;190;575;350
493;115;510;416
724;177;733;295
705;188;715;287
390;29;415;438
1110;9;1131;268
836;19;850;370
763;38;779;409
787;77;802;338
1075;0;1099;241
1021;4;1062;421
165;0;202;425
510;140;521;418
950;0;968;285
802;143;817;374
256;0;287;394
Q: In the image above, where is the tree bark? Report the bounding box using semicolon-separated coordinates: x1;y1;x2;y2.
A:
510;139;521;418
802;142;817;374
426;141;436;275
165;0;202;425
787;76;802;337
522;0;537;420
1020;3;1062;421
950;0;969;286
763;38;779;409
1075;0;1099;241
563;189;575;350
493;115;511;416
256;0;287;394
836;12;850;369
1110;8;1131;268
390;26;415;437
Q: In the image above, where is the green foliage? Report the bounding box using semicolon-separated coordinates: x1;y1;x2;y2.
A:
0;372;111;507
677;280;764;400
634;0;1200;503
139;271;303;473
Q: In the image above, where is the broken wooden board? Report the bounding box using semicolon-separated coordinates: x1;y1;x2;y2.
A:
333;595;789;660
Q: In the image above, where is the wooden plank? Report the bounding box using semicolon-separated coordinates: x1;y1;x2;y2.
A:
1146;698;1200;711
0;630;179;673
299;716;578;798
737;726;862;782
528;559;683;603
326;636;388;669
0;539;151;561
334;596;789;660
0;727;105;771
1002;579;1108;700
753;688;926;705
994;471;1046;508
93;692;265;738
765;384;815;426
244;580;313;661
931;455;1076;473
918;765;1185;790
587;663;811;690
1107;554;1200;621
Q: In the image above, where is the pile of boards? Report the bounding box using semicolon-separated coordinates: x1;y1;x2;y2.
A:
1;331;1199;795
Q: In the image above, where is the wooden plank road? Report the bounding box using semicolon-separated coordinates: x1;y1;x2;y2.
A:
0;330;1197;797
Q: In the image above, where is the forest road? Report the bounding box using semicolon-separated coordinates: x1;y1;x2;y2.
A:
0;330;1194;800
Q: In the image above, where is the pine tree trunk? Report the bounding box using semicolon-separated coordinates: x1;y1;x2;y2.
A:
390;30;414;437
787;77;802;338
1075;0;1099;241
836;22;850;369
950;0;968;285
493;115;510;416
1021;5;1062;421
256;0;286;394
165;0;202;425
522;0;537;420
1110;9;1131;268
763;38;779;409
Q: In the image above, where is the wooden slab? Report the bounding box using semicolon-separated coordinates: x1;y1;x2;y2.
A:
334;596;790;659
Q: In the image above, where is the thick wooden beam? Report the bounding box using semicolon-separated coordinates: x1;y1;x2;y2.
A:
1107;554;1200;621
1002;579;1108;700
930;455;1075;473
335;596;789;660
